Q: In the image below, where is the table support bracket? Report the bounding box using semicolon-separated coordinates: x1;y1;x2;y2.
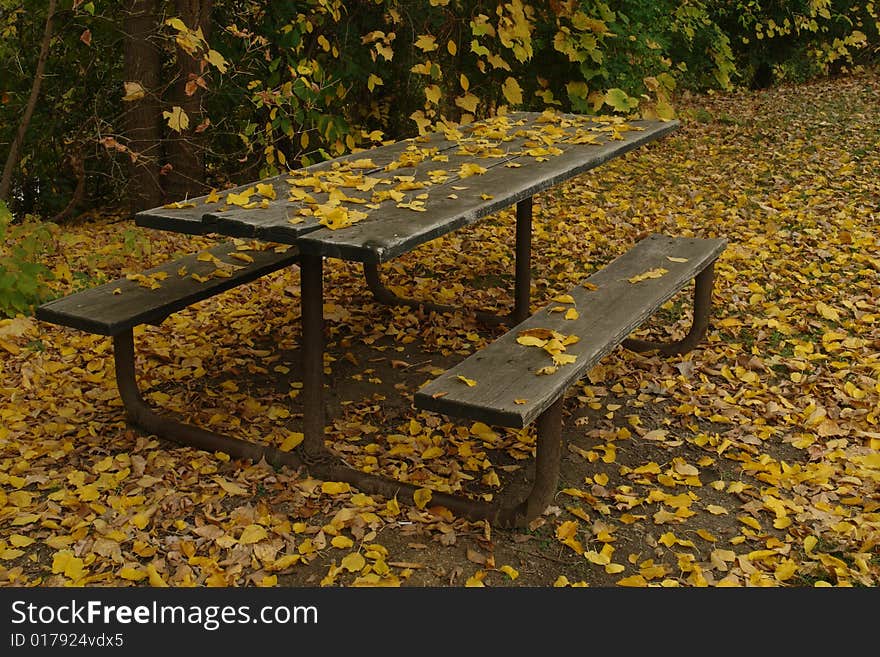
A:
362;197;534;327
623;263;715;355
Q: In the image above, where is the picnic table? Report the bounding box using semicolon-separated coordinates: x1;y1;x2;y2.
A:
38;110;727;526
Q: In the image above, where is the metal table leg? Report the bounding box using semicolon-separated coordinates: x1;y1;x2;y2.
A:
362;196;535;326
623;262;716;355
513;197;532;325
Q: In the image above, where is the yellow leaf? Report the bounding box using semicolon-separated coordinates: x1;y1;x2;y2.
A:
424;84;442;104
130;511;152;530
616;574;647;587
628;267;668;283
322;481;351;495
226;187;255;206
205;49;228;73
458;162;487;178
804;536;818;554
0;549;25;560
553;294;576;303
367;73;383;91
556;520;579;541
456;375;477;387
552;353;577;366
517;335;547;347
146;564;168;587
52;551;85;581
447;39;457;55
565;308;579;320
239;524;268;545
774;560;797;581
455;93;479;113
119;566;147;581
413;488;432;510
605;563;626;574
331;536;355;549
213;477;249;496
256;183;277;200
498;565;519;580
816;301;840;321
666;256;689;263
585;549;611;565
414;35;438;52
502;77;523;105
738;515;762;530
9;534;34;548
466;571;486;587
122;81;145;102
163;105;190;132
470;421;498;442
280;431;304;451
342;551;366;572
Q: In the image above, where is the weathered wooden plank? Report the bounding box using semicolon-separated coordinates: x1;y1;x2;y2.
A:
297;119;679;262
36;241;300;336
133;130;462;235
414;234;727;428
135;113;677;260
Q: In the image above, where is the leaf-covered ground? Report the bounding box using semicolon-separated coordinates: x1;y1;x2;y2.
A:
1;71;878;588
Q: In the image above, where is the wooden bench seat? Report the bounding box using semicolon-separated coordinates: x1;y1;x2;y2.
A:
35;240;301;468
414;233;727;527
36;240;300;336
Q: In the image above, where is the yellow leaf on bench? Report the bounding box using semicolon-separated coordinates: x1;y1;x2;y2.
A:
628;267;668;283
256;183;277;200
553;353;577;366
228;251;254;263
456;375;477;387
226;187;255;206
458;162;487;178
516;335;547;347
552;294;576;304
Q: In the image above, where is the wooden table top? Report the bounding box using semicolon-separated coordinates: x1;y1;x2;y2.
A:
136;111;678;263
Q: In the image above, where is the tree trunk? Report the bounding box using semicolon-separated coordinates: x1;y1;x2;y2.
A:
164;0;213;201
0;0;58;204
123;0;164;213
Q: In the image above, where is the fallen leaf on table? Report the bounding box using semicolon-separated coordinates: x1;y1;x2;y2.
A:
628;267;668;283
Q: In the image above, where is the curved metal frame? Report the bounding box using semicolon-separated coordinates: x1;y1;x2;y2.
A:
623;263;715;355
110;237;719;529
362;198;534;327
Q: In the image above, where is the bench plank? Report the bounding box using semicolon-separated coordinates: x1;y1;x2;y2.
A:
36;241;299;336
414;234;726;428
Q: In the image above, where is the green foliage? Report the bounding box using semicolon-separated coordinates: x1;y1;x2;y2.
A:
0;200;56;317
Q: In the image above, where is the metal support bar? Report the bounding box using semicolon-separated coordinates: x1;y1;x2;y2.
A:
361;196;535;327
112;330;302;470
623;262;716;356
112;325;562;529
313;397;566;529
300;253;333;465
513;197;533;325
